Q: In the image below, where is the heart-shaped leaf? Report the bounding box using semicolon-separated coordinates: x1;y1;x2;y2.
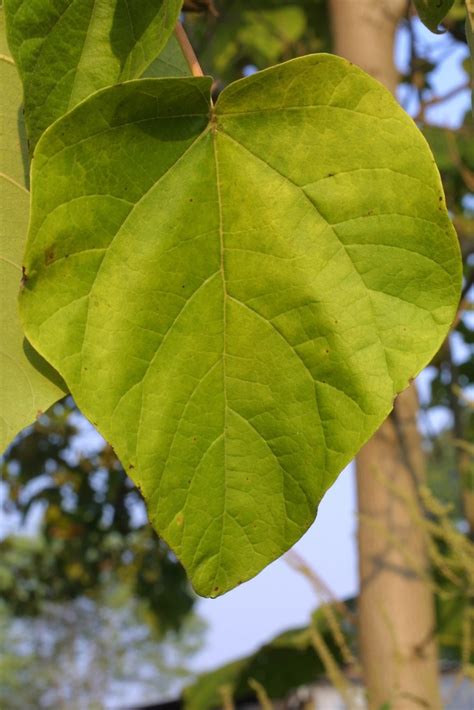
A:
4;0;183;149
413;0;454;33
0;8;65;453
20;56;461;595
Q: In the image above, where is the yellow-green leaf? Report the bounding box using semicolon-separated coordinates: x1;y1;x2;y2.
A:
0;8;65;453
20;56;462;595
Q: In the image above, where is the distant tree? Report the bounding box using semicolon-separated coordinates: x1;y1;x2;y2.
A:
1;397;195;632
0;581;204;710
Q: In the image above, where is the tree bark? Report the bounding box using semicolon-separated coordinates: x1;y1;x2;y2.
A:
329;1;442;708
355;388;441;709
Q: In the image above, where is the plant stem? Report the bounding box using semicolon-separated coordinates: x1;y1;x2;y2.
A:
175;22;204;77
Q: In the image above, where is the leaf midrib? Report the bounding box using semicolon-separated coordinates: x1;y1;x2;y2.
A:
209;126;228;593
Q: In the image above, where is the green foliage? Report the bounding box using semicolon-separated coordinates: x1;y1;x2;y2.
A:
18;54;461;596
184;573;474;709
422;119;474;216
413;0;455;33
185;0;330;83
1;398;195;631
426;429;464;518
0;7;65;452
4;0;183;149
183;607;350;708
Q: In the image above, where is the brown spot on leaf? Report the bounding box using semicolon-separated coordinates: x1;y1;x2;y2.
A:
44;248;55;265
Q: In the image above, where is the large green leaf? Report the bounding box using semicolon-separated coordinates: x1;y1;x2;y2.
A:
413;0;455;33
20;55;461;596
4;0;183;150
0;8;65;453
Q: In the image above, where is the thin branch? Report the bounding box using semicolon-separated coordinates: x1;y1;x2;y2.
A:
452;271;474;329
248;679;273;710
284;550;355;623
461;268;474;302
423;82;470;109
415;82;470;122
182;0;218;15
175;22;204;77
309;625;354;708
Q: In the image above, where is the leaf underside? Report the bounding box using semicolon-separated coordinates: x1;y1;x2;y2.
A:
143;33;190;79
0;9;65;453
4;0;182;149
20;55;461;596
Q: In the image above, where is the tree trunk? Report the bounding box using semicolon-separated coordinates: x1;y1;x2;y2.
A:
355;388;441;709
329;1;442;708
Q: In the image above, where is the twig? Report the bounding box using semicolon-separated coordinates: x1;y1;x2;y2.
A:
175;22;204;77
218;684;235;710
285;550;355;623
415;82;470;121
461;268;474;302
248;679;273;709
182;0;218;15
309;625;354;708
285;551;358;670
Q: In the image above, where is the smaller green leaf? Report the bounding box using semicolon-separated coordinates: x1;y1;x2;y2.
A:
4;0;183;149
143;34;191;79
0;8;65;453
413;0;455;33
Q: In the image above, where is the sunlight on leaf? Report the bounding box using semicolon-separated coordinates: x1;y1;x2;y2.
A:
20;56;461;595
